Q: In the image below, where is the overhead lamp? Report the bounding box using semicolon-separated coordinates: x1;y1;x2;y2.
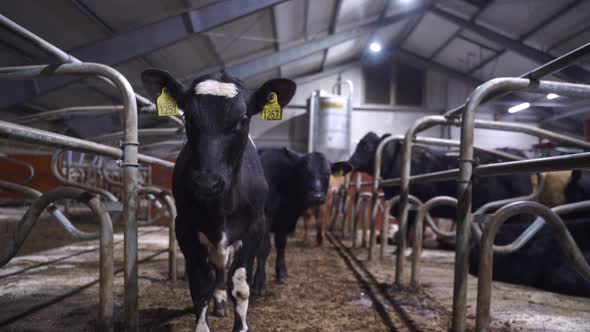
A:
369;42;382;53
546;93;559;100
508;102;530;113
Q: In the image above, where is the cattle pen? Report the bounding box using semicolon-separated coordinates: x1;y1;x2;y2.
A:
1;1;590;332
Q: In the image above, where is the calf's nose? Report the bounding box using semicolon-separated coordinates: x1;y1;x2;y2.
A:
306;192;326;204
192;171;225;196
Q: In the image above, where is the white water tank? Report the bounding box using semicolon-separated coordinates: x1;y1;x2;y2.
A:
308;81;353;162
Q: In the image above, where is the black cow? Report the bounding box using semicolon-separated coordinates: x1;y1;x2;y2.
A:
468;217;590;297
565;170;590;203
142;69;295;332
347;132;533;218
252;148;351;293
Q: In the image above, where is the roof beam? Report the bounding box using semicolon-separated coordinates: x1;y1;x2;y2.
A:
293;60;362;85
431;5;590;83
0;0;286;108
428;2;490;61
69;0;286;66
395;49;482;86
359;0;391;59
319;0;343;71
224;4;430;79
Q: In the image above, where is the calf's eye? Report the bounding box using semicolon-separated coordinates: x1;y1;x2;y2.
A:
233;117;248;133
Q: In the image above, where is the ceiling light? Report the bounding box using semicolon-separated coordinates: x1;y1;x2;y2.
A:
546;93;559;100
508;102;530;113
369;42;382;53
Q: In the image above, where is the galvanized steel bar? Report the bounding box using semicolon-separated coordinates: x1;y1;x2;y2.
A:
138;186;178;281
453;77;590;332
0;12;152;109
445;42;590;118
0;120;174;169
0;187;114;331
0;180;99;240
51;150;119;202
490;200;590;255
0;155;35;184
89;128;182;143
475;201;590;332
410;196;457;287
0;62;141;331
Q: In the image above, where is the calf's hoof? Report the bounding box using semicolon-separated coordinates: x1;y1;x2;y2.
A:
276;269;288;282
211;299;227;317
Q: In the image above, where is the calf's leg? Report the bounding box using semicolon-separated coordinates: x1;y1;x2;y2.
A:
315;205;325;246
275;232;288;281
252;232;271;296
229;236;260;332
212;266;228;317
176;221;215;331
185;255;215;332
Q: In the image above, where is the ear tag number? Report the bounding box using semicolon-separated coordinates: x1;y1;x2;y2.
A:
261;91;282;121
157;88;179;117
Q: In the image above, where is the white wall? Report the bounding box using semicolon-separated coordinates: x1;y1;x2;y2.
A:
251;63;540;154
251;64;446;153
449;113;539;151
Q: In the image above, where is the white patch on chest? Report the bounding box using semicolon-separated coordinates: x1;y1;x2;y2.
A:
195;305;209;332
198;232;243;269
195;80;238;98
231;267;250;332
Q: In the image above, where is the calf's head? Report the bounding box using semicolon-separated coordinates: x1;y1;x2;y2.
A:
565;170;590;203
142;69;295;198
347;132;392;175
283;148;352;205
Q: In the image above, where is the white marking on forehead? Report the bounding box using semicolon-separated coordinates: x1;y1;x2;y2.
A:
195;80;238;98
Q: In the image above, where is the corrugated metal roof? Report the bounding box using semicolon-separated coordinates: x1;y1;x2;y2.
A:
1;0;588;137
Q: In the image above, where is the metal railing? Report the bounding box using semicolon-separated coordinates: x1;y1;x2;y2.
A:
0;155;35;184
0;187;114;331
0;13;182;329
329;43;590;332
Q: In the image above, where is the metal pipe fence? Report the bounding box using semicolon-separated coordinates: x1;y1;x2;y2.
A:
0;187;114;331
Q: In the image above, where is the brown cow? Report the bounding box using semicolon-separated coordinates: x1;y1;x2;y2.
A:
302;175;345;245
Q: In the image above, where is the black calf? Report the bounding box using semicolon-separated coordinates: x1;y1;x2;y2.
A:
468;217;590;297
253;148;351;293
142;69;295;331
347;132;533;218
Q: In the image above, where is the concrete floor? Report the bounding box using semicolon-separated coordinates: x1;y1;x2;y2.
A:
341;235;590;332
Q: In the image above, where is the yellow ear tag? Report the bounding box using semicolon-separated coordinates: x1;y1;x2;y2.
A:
156;88;179;117
334;170;344;177
261;91;282;120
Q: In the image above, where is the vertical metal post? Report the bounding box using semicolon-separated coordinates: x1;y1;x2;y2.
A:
308;91;317;153
351;173;361;245
452;78;528;332
340;174;351;234
163;193;178;281
396;132;415;285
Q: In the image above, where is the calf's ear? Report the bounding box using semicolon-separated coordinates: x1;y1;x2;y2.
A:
249;79;296;116
380;133;392;141
571;169;582;181
141;69;185;105
331;162;353;176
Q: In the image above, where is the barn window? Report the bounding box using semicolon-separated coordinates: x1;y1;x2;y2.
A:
394;63;424;106
363;64;392;105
